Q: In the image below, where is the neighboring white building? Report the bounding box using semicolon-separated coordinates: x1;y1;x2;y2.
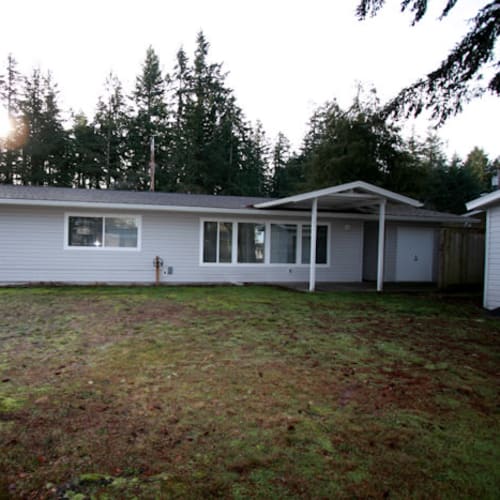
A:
0;181;469;291
467;191;500;310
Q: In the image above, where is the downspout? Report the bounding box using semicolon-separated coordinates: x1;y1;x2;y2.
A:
309;197;318;292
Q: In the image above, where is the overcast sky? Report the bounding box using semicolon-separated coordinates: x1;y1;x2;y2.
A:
1;0;498;159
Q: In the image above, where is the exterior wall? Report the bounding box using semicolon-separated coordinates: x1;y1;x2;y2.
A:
484;205;500;309
0;205;364;284
363;222;439;282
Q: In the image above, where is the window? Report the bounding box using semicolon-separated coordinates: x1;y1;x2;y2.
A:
67;215;139;249
105;217;139;248
203;221;233;263
301;225;328;264
200;220;328;266
68;217;103;247
238;223;265;263
271;224;297;263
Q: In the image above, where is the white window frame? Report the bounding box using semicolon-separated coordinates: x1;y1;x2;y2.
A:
199;218;330;266
201;220;234;264
64;213;142;251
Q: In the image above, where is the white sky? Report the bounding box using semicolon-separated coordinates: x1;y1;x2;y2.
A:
1;0;498;160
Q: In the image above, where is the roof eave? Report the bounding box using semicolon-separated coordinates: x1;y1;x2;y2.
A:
466;191;500;211
0;197;474;223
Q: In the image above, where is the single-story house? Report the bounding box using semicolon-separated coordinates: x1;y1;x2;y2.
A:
467;190;500;309
0;181;470;291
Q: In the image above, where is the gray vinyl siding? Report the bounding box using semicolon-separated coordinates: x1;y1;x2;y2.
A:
485;206;500;309
0;206;364;284
363;222;396;281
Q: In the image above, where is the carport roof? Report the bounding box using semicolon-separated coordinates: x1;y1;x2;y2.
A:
253;181;423;211
466;190;500;211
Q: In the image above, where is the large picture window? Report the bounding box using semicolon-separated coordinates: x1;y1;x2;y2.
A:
238;223;265;263
67;215;139;249
301;225;328;264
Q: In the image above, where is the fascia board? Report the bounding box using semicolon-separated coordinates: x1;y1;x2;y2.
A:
466;191;500;211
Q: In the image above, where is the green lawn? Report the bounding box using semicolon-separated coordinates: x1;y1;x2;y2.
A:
0;286;499;499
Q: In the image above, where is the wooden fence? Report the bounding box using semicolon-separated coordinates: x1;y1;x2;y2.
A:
438;227;485;289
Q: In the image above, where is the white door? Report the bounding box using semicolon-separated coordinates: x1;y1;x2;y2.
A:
395;227;435;282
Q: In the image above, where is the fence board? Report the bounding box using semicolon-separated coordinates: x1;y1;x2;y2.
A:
439;228;484;288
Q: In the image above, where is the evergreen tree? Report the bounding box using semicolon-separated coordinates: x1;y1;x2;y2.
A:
128;46;170;190
18;70;67;185
357;1;499;123
19;69;46;184
236;119;269;196
0;55;22;183
427;154;484;214
408;134;484;214
67;113;102;188
270;132;292;197
181;32;232;193
463;146;490;191
94;73;129;188
166;47;192;190
299;93;413;194
41;73;68;185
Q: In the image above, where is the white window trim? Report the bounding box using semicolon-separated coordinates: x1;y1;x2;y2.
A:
64;213;142;251
199;218;330;267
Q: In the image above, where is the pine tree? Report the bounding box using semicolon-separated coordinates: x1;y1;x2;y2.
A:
357;1;499;123
174;32;270;196
270;132;292;197
166;47;192;190
19;69;45;184
94;72;128;188
128;46;170;190
180;32;234;194
300;96;406;190
41;73;68;185
67;113;98;188
0;55;22;183
234;119;269;196
18;70;67;185
464;146;490;191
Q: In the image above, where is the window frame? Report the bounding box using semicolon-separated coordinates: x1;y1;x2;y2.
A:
64;213;142;251
199;218;330;267
202;220;234;264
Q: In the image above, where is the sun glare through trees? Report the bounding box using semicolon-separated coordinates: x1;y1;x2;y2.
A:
0;108;12;139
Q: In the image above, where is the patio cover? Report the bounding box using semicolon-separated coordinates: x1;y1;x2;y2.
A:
253;181;423;292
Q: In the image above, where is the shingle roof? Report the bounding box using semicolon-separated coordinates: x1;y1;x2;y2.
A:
0;184;272;209
0;184;473;222
384;204;469;222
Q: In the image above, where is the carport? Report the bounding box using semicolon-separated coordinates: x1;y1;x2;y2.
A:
254;181;423;292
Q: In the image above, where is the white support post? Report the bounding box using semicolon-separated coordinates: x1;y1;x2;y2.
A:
309;197;318;292
377;199;386;292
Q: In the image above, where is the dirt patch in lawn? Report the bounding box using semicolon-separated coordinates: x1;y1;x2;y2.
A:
0;287;499;499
